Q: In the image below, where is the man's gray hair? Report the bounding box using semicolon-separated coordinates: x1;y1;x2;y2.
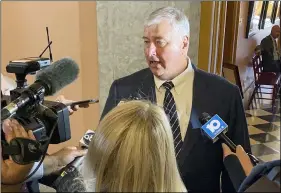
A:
144;6;190;37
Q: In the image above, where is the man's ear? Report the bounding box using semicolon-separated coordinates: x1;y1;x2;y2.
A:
182;36;189;49
181;35;189;55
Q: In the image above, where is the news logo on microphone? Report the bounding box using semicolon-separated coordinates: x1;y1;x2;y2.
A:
201;114;228;142
79;129;95;148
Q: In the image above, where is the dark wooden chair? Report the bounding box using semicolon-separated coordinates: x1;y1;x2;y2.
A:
248;53;281;111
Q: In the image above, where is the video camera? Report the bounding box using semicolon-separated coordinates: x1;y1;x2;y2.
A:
1;56;79;166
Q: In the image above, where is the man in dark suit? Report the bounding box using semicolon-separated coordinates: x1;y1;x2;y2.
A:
101;7;251;193
260;25;280;73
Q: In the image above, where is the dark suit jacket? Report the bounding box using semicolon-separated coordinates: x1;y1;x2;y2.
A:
260;35;280;72
101;65;252;193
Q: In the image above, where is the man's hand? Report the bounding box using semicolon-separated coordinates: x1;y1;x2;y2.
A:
1;119;36;184
51;146;87;168
56;95;90;115
222;143;254;176
43;146;87;175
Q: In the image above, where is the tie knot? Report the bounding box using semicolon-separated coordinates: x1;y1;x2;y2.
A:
162;81;174;91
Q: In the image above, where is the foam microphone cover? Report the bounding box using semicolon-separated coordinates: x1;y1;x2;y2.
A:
199;112;212;125
55;169;86;192
35;57;79;95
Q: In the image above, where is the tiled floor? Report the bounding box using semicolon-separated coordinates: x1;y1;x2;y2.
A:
246;91;280;163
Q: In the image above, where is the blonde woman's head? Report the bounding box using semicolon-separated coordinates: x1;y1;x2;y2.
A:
82;100;186;192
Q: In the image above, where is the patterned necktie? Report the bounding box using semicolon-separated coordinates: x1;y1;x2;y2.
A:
162;81;183;157
272;38;280;59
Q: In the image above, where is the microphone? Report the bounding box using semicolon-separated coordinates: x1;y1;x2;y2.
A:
51;130;95;189
79;129;95;148
1;58;79;121
199;112;259;165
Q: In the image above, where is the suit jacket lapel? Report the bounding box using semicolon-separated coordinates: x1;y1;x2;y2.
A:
178;107;202;165
134;70;156;103
178;65;206;165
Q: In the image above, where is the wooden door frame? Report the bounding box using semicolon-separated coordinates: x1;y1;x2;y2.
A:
198;1;240;74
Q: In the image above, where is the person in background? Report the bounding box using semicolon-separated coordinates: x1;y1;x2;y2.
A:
260;25;280;73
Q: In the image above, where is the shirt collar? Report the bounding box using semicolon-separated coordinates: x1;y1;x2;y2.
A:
270;35;276;42
154;57;194;94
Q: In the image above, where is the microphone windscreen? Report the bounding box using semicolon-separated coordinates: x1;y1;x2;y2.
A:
199;112;212;125
35;57;79;95
55;169;86;192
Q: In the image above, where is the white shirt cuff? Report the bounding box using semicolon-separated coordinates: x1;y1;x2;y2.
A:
24;161;44;182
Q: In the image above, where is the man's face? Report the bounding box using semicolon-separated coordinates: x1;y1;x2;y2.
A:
272;26;280;39
143;19;189;80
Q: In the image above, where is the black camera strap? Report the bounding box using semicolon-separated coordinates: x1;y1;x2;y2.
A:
1;140;21;155
1;138;42;165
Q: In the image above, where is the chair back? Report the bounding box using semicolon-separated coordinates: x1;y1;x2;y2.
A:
254;45;262;56
252;53;263;83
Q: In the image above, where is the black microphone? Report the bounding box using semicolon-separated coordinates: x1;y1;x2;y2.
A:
199;112;259;165
51;130;95;189
1;58;79;121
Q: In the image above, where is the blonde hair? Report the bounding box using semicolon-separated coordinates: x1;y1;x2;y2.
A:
82;100;186;192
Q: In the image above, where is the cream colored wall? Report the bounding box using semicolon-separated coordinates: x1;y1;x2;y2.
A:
1;1;99;153
78;2;100;136
97;1;201;112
